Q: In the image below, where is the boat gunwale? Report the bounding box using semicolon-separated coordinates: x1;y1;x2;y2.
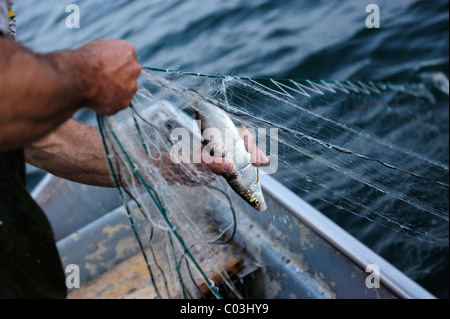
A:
260;173;436;299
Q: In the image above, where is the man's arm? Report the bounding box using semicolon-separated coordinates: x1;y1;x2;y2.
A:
23;119;235;188
24;119;115;187
0;37;140;152
24;120;270;188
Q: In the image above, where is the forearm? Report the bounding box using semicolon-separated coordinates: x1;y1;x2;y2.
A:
24;119;115;187
0;37;90;151
23;119;191;188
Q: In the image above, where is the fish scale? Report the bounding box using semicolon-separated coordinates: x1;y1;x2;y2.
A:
194;100;267;212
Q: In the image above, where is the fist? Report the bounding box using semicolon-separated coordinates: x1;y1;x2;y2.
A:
75;39;141;115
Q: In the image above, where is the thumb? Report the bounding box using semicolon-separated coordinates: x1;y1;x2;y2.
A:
201;149;234;174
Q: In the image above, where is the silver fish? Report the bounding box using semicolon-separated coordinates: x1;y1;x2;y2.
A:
194;99;267;212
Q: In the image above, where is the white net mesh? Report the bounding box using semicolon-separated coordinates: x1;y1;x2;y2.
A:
98;68;449;298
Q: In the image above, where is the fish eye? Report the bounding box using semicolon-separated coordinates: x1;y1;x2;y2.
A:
254;200;260;206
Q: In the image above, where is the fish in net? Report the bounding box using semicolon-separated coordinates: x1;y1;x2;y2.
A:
97;68;449;298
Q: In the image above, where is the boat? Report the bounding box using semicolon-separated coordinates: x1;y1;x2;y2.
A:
32;170;435;299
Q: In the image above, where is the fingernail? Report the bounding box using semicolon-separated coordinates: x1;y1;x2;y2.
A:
255;153;260;165
224;162;233;172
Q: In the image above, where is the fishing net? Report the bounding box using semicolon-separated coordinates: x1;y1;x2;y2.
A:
97;68;449;299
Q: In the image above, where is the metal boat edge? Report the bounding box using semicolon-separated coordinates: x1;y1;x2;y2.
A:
259;173;435;299
32;173;436;299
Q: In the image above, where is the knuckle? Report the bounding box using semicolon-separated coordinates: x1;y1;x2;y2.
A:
133;64;142;77
126;43;136;56
135;63;142;73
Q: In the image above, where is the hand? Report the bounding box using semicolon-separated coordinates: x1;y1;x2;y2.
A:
75;39;141;115
202;125;270;174
145;126;269;187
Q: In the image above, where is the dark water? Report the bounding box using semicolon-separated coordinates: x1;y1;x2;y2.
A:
14;0;448;298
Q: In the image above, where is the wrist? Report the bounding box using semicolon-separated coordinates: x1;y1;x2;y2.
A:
45;49;95;110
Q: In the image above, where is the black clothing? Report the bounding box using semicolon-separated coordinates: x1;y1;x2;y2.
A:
0;150;67;298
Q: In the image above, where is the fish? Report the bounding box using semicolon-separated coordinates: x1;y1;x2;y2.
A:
193;98;267;212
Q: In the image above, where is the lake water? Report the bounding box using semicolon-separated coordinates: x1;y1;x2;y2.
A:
13;0;449;298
